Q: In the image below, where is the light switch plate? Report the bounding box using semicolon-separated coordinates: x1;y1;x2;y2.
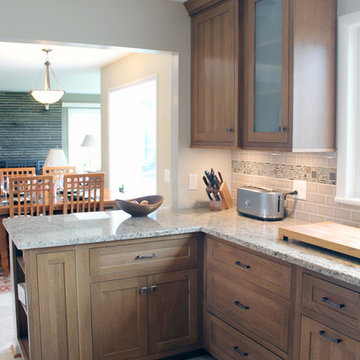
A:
188;174;198;190
293;180;307;200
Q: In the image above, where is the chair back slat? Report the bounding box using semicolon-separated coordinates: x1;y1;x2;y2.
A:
0;167;36;196
9;175;54;218
42;166;76;190
63;173;104;214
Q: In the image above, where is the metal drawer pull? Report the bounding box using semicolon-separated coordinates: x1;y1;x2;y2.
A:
151;285;157;292
235;261;251;269
234;301;250;310
136;253;157;259
319;330;342;344
233;346;248;357
140;287;148;294
226;128;234;133
321;297;345;309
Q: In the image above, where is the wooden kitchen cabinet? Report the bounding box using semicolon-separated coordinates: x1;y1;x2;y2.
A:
241;0;336;151
185;0;336;151
187;0;239;148
299;317;360;360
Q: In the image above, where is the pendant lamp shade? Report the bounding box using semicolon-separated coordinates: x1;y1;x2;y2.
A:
31;49;65;106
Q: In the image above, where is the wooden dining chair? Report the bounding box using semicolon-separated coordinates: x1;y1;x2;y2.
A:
0;167;36;196
43;166;76;190
8;175;54;217
63;173;104;214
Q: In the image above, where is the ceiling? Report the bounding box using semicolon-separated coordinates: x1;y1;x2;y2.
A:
0;41;133;95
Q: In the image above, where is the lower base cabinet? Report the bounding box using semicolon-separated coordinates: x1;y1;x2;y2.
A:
299;316;360;360
205;312;282;360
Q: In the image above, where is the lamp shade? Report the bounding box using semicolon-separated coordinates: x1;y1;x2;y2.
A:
81;134;96;147
44;148;68;167
30;89;65;105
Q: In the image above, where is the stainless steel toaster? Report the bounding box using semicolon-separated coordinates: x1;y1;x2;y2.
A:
237;186;285;220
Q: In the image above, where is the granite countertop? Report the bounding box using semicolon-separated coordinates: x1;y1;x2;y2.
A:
3;207;360;287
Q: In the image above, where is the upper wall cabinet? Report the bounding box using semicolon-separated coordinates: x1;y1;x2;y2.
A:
185;0;336;152
241;0;336;151
186;0;239;148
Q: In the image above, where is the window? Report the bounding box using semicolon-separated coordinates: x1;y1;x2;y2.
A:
108;75;157;197
67;107;101;172
336;10;360;206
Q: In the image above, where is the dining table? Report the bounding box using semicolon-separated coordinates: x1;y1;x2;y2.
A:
0;188;123;277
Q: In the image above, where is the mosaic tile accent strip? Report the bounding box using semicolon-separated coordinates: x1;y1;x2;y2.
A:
232;160;336;185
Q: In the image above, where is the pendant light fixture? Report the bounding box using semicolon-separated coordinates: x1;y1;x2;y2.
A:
30;49;65;110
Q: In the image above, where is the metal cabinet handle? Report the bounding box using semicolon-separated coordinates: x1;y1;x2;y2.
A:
319;330;342;344
151;285;157;292
234;301;249;310
234;261;251;269
278;126;287;132
140;287;148;294
321;297;345;309
136;253;157;260
233;346;248;357
226;128;234;133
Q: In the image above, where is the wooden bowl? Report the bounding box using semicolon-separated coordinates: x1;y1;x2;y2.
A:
115;195;164;217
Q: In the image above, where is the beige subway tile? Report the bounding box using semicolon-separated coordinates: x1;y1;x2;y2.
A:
283;153;297;165
248;151;261;162
310;193;326;204
260;152;272;163
318;205;334;217
253;176;266;186
324;217;341;224
307;182;318;194
334;208;351;221
295;211;310;222
311;155;327;167
277;179;290;190
271;153;284;164
265;177;278;187
326;157;337;168
341;203;360;210
318;184;336;196
296;154;312;166
303;202;318;214
310;214;326;223
325;195;337;207
341;221;360;228
231;150;239;160
351;211;360;223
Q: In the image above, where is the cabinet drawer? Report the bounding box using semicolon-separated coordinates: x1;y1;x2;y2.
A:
300;316;360;360
206;312;282;360
206;270;290;352
89;237;198;278
206;238;291;299
302;273;360;332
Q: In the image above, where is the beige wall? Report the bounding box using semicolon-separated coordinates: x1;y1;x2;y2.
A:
101;53;172;206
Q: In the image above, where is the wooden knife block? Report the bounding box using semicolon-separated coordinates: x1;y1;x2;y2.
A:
207;181;233;211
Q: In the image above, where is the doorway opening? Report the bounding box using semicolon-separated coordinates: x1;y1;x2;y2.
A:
108;75;157;197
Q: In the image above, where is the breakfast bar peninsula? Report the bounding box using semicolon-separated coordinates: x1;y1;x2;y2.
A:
4;208;360;360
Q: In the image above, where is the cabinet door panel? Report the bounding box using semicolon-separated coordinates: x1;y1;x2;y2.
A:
36;251;79;360
148;269;198;354
91;277;148;359
300;316;360;360
192;0;238;146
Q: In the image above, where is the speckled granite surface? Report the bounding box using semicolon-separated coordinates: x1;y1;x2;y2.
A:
3;208;360;287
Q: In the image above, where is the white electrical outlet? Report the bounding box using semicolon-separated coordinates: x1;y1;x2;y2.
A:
293;180;307;200
164;169;170;183
188;174;198;190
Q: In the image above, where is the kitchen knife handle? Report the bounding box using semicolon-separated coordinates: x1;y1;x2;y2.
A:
321;297;345;309
136;253;157;259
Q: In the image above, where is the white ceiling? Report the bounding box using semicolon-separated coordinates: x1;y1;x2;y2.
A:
0;41;133;95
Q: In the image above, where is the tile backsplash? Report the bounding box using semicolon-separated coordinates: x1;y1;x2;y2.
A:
231;151;360;227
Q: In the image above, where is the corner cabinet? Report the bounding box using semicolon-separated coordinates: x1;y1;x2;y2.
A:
185;0;336;152
186;0;239;148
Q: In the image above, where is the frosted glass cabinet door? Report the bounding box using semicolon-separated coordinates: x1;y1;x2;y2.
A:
246;0;289;145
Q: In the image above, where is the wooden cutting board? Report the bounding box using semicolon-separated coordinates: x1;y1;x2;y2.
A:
278;222;360;258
